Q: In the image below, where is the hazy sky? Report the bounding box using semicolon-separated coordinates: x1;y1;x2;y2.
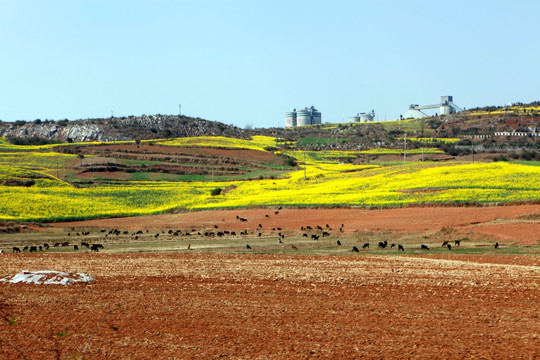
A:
1;0;539;128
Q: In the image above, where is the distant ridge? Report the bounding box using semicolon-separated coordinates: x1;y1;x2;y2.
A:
0;104;538;152
0;115;250;143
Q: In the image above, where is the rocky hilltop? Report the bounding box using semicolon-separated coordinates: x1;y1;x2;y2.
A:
1;107;538;153
0;115;250;143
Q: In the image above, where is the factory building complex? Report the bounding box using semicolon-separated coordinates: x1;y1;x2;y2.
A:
284;96;461;127
285;107;322;128
402;96;462;119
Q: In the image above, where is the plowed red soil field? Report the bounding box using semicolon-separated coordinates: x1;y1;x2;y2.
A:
1;253;539;359
1;206;539;359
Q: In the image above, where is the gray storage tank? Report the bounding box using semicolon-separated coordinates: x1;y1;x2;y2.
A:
312;108;322;125
285;106;321;127
285;109;297;128
349;110;375;123
349;115;361;123
296;108;312;126
360;110;375;122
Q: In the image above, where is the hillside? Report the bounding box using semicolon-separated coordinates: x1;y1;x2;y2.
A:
1;105;538;154
0;114;251;143
0;104;539;222
1;132;539;222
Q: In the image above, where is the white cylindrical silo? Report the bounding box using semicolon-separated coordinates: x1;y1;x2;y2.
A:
359;113;368;122
285;111;297;128
312;110;322;125
360;112;375;122
296;109;311;126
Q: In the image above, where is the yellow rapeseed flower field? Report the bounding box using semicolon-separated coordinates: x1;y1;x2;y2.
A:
409;138;461;144
1;135;539;222
157;135;281;151
0;160;539;221
359;148;444;154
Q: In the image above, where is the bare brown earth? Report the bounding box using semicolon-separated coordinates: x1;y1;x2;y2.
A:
66;143;279;161
65;144;286;181
55;205;540;245
1;206;539;359
1;253;539;359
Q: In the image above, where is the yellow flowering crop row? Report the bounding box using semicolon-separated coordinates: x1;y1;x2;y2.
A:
0;137;138;151
194;162;540;210
280;150;359;165
0;151;78;169
0;180;219;222
157;136;281;151
470;106;540;116
411;138;461;144
1;161;538;222
0;165;69;188
359;148;444;154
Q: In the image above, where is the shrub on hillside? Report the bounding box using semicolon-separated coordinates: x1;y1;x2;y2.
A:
283;157;297;166
6;136;61;146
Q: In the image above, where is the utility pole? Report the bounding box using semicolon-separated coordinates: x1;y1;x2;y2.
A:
304;152;307;179
403;134;407;162
471;141;474;163
179;104;181;116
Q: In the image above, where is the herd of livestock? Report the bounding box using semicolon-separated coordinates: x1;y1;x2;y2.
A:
3;208;502;254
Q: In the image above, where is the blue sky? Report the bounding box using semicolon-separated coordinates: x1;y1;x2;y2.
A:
1;0;539;128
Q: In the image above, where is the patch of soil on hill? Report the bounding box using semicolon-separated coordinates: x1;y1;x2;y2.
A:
456;222;540;245
63;144;285;180
0;179;35;187
64;143;280;164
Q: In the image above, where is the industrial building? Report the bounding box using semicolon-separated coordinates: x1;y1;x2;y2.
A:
402;96;462;119
285;106;322;128
349;110;375;123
